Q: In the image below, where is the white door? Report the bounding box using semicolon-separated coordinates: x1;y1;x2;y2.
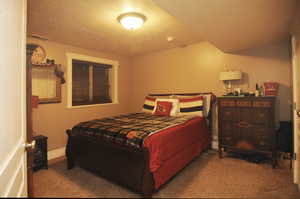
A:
292;35;300;189
0;0;28;197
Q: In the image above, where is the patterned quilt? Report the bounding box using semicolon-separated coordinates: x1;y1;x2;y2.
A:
72;112;196;149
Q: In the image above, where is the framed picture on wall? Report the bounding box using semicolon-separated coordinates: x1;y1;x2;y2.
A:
32;65;61;104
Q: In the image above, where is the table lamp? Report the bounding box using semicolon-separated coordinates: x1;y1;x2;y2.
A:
219;71;242;95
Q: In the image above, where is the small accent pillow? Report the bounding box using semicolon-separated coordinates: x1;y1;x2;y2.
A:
154;101;173;116
178;96;204;116
142;96;156;113
154;98;179;116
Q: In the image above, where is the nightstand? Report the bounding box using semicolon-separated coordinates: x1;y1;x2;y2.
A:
33;135;48;171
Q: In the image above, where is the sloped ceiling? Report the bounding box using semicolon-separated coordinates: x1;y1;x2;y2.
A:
153;0;298;52
27;0;298;56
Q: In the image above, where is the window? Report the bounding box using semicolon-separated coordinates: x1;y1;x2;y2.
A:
67;53;118;108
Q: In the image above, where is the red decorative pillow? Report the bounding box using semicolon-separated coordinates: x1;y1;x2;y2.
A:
154;101;173;116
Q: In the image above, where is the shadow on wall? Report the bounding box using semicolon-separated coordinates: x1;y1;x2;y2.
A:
276;84;292;127
240;72;250;88
227;41;291;62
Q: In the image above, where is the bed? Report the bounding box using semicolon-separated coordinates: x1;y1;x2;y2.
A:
65;92;216;197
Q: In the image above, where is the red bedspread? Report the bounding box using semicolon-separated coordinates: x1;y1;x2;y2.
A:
143;116;211;189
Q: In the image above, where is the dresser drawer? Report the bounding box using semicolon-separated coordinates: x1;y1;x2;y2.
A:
221;122;237;146
221;108;236;121
252;125;272;135
252;109;271;124
236;100;252;107
253;100;272;108
236;108;253;123
255;137;272;150
220;100;235;107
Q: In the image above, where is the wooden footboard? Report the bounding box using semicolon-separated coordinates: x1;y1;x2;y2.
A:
65;129;155;197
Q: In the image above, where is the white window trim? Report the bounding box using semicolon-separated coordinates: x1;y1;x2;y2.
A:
66;52;119;109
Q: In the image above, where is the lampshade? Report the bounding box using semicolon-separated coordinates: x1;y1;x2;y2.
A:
32;95;39;108
117;12;147;30
219;71;242;81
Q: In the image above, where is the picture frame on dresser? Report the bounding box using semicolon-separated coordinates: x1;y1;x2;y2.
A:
217;96;277;168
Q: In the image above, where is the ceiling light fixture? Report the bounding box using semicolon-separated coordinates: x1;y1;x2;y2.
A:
117;12;147;30
166;36;174;42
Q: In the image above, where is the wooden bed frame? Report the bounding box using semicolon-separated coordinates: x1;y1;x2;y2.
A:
65;92;214;197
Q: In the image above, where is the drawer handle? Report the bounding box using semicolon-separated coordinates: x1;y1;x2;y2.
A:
259;141;265;146
225;111;231;116
237;121;252;128
259;113;265;118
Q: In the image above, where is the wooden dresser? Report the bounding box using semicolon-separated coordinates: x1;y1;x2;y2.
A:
217;96;277;168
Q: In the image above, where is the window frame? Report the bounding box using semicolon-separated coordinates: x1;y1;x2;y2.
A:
66;52;118;109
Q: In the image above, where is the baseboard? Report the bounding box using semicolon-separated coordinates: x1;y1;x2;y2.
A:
48;147;65;160
48;156;66;165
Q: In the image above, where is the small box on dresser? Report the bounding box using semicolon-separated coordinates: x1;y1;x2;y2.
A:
33;135;48;171
217;96;277;168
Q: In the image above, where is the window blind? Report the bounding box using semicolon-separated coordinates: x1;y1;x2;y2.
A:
93;66;112;103
72;59;112;106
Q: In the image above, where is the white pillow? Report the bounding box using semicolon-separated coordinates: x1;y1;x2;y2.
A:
153;98;179;116
202;94;212;117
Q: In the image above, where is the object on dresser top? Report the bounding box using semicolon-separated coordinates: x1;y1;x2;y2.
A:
217;96;277;168
264;82;279;96
33;135;48;172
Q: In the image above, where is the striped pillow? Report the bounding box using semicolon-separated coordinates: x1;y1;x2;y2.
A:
178;96;204;116
142;96;156;113
176;94;212;117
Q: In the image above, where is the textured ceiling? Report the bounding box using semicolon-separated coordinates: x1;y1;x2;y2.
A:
27;0;298;56
27;0;202;57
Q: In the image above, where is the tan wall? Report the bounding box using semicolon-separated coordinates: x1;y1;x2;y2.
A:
28;37;292;150
28;38;132;150
131;41;292;132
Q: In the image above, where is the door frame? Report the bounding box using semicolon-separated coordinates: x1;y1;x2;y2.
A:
26;45;38;197
292;35;299;185
25;2;38;196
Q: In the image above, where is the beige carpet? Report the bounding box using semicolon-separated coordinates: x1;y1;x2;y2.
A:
33;151;300;198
